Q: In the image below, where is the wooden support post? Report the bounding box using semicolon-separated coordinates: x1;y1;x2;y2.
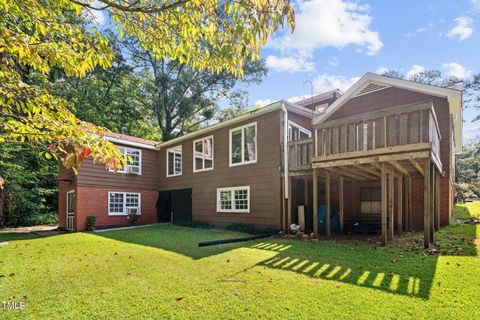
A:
388;169;394;240
339;176;344;233
313;169;318;238
408;176;413;231
404;177;409;231
430;165;436;243
303;176;309;207
287;176;292;233
281;177;286;232
381;163;387;246
326;171;331;237
424;159;431;248
435;171;441;231
397;174;403;234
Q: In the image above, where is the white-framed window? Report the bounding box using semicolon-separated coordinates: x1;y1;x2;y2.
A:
288;121;312;141
229;122;257;167
216;186;250;213
109;146;142;175
360;187;381;214
166;145;182;177
193;135;214;172
108;192;141;216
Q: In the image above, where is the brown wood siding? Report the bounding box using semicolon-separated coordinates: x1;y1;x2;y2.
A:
76;145;160;191
158;111;283;228
326;87;452;177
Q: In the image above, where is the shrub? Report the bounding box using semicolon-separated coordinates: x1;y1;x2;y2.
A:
128;213;139;224
226;223;280;235
191;221;214;229
86;215;96;231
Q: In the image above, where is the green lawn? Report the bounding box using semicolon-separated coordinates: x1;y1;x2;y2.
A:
0;204;479;319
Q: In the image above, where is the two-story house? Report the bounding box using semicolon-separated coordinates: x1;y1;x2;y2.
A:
58;73;463;247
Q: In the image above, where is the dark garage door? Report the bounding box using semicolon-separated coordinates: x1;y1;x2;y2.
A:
156;189;192;226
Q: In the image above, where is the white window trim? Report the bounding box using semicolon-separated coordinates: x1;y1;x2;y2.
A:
66;190;75;215
108;192;141;216
229;122;257;167
193;135;214;173
288;121;312;141
216;186;250;213
166;145;183;177
109;146;142;175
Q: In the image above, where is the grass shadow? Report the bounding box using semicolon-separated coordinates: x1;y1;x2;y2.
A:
93;224;255;260
251;240;438;300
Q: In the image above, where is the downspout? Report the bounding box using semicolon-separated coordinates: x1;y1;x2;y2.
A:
282;102;289;197
282;102;289;233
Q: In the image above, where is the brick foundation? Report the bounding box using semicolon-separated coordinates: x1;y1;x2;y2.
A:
59;185;158;231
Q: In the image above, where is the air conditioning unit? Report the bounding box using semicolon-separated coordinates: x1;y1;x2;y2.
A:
127;208;139;215
126;166;140;175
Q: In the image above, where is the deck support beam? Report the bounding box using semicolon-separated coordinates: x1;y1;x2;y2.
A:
430;166;435;243
326;171;331;237
424;159;431;248
313;169;318;238
381;163;387;246
339;176;344;233
408;176;413;231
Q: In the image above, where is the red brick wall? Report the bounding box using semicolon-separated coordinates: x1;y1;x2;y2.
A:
74;186;158;231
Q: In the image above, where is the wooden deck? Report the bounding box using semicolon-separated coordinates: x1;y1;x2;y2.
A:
284;101;442;248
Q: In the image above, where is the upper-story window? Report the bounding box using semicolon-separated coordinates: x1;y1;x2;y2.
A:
288;121;311;141
193;136;214;172
229;122;257;167
166;145;182;177
110;146;142;175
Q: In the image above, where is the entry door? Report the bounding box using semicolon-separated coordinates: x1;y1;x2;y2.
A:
66;191;75;231
156;189;192;226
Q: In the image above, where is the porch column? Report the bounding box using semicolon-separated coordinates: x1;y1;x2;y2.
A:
326;171;331;237
339;176;344;233
388;169;394;240
313;169;318;238
424;159;431;248
397;174;403;234
408;176;413;231
304;176;309;207
381;163;387;245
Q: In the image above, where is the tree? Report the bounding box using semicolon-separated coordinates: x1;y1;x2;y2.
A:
465;73;480;122
381;70;404;79
124;37;268;140
53;38;160;140
1;0;295;170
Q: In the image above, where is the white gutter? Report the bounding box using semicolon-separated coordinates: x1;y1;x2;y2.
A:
282;102;289;199
104;136;157;150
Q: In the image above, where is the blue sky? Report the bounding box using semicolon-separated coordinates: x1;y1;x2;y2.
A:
247;0;480;142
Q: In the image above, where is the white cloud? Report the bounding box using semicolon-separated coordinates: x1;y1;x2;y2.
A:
404;22;434;37
254;99;275;107
329;57;340;67
265;55;315;73
406;65;425;79
464;126;480;142
443;62;473;79
268;0;383;56
446;17;474;40
85;1;106;26
375;66;389;75
287;95;311;103
312;74;360;93
471;0;480;11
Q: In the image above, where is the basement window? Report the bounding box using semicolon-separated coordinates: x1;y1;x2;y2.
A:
360;187;381;214
217;186;250;213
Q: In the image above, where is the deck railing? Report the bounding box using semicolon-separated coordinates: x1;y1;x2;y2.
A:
313;101;441;161
286;138;313;171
